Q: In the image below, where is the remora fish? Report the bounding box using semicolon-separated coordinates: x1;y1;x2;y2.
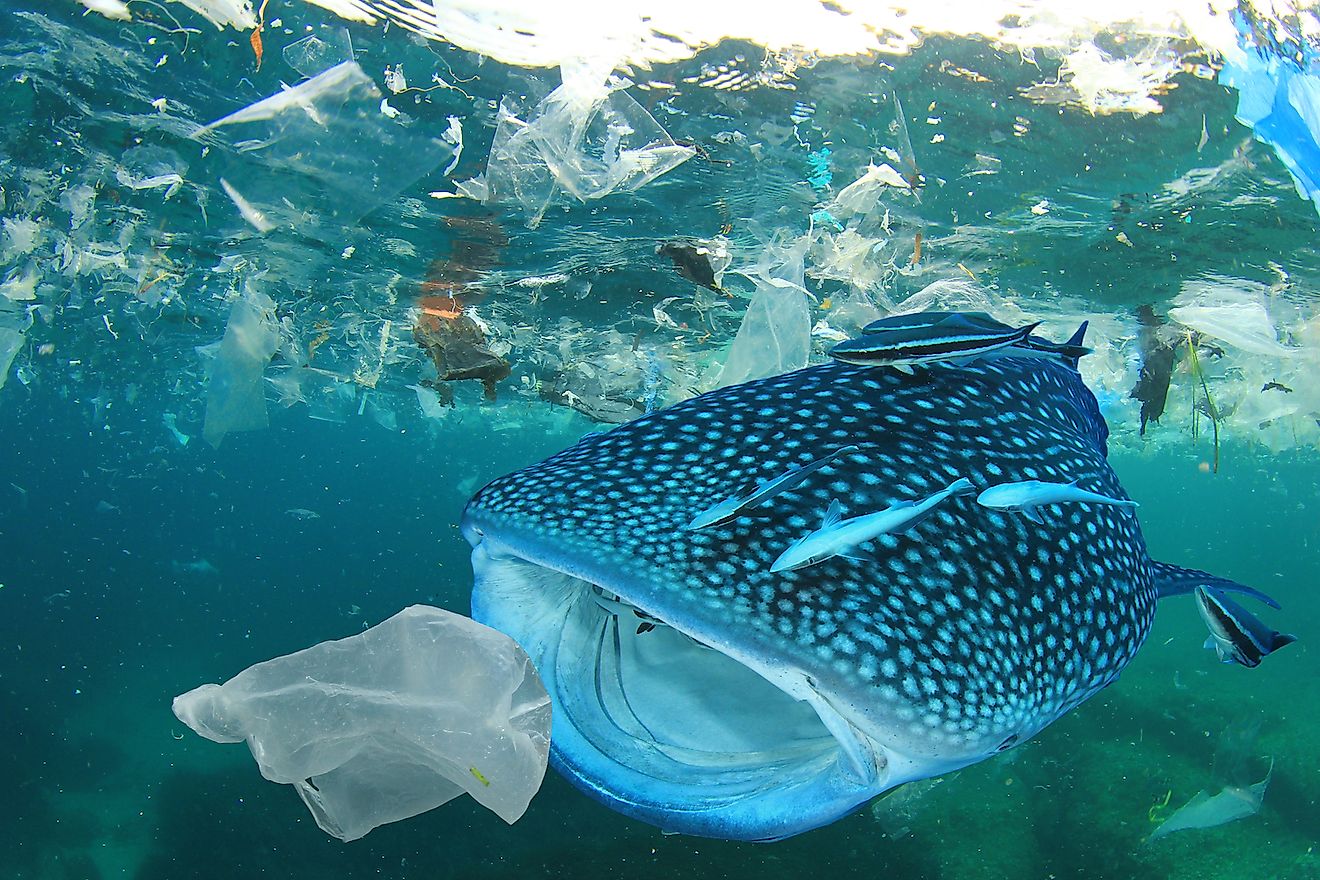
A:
976;478;1138;523
1195;586;1296;668
462;351;1276;842
687;445;859;530
831;319;1040;371
860;311;1091;365
771;477;974;572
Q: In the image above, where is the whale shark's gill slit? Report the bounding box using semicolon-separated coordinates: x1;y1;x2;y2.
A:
589;598;667;749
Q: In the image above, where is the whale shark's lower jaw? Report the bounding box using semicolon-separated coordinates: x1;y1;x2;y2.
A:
463;529;900;841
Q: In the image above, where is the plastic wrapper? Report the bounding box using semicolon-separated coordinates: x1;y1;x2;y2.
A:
1148;765;1271;841
172;605;551;842
200;289;279;447
197;61;456;235
115;145;186;199
658;236;731;292
414;306;512;401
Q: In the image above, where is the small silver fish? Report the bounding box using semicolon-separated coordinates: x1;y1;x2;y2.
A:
976;479;1137;523
830;319;1040;372
1194;586;1296;668
687;446;859;530
771;477;974;572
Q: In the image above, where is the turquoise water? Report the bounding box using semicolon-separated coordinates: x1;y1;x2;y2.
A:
2;1;1318;877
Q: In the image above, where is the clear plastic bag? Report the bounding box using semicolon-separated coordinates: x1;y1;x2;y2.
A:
173;605;551;841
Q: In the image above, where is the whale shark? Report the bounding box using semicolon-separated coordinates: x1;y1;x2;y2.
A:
461;321;1281;842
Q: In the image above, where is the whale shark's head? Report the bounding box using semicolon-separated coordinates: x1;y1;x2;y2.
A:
462;358;1154;841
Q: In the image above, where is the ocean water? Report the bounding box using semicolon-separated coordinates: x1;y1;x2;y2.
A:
1;1;1318;878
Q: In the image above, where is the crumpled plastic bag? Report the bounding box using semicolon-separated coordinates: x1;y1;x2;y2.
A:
479;61;695;227
172;605;551;842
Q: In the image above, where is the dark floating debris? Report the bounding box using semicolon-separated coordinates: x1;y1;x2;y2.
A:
657;238;730;293
414;300;511;402
1129;305;1183;436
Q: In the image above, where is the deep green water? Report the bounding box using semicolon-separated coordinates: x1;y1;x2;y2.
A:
2;1;1318;877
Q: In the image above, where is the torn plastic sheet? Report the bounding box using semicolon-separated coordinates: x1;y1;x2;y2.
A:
201;289;280;447
172;605;551;841
411;383;453;419
717;230;812;387
1148;762;1272;842
482;64;695;226
658;235;732;291
78;0;132;20
196;61;456;234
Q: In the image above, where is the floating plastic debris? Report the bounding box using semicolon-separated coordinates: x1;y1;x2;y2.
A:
77;0;131;21
1168;279;1299;358
172;605;552;842
718;230;812;387
199;288;280;447
0;327;23;392
1148;762;1273;841
196;60;457;235
173;0;256;30
828;162;911;219
479;61;695;227
413;306;511;401
658;236;731;292
1221;28;1320;215
281;28;353;79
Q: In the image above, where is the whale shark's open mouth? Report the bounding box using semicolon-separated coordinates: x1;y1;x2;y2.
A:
462;525;894;841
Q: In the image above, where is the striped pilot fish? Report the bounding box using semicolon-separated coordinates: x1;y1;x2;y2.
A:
834;310;1090;371
461;312;1287;842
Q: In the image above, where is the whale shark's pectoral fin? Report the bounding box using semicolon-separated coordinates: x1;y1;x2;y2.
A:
1152;560;1281;609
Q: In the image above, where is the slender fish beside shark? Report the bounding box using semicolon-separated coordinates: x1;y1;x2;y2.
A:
461;310;1295;841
